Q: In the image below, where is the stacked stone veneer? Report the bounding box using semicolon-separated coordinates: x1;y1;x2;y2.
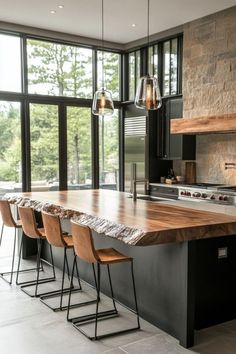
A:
173;6;236;184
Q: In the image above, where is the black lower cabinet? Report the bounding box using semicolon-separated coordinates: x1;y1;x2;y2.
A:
195;235;236;329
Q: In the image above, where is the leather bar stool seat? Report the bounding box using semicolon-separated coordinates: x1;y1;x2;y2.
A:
67;220;140;340
16;206;56;297
0;200;23;284
40;211;94;311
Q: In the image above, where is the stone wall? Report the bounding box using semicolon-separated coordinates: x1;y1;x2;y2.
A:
173;6;236;184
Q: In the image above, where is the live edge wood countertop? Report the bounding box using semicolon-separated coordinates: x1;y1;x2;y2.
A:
4;189;236;246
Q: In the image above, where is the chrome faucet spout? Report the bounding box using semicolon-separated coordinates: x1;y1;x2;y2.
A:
130;163;149;201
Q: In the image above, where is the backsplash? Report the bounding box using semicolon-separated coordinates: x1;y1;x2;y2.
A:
173;6;236;184
174;134;236;184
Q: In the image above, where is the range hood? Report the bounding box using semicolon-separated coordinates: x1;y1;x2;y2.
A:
170;113;236;134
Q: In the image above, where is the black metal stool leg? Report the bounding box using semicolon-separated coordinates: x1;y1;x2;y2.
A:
34;238;42;297
59;247;67;309
9;228;17;285
74;249;82;289
92;263;99;299
0;225;16;285
16;235;23;285
49;244;56;279
71;261;140;340
94;263;101;339
18;238;56;297
65;248;70;282
107;264;118;313
67;254;76;320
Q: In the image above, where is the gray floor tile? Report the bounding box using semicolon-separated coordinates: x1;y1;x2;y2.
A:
1;232;236;354
120;333;189;354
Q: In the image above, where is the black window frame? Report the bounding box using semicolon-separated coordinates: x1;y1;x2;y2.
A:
0;30;122;192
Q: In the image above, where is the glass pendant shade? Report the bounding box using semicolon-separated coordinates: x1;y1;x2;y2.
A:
135;74;162;110
92;89;114;116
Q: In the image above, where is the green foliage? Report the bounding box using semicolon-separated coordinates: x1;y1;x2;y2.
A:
0;40;120;189
30;104;59;181
0;103;21;182
27;39;93;98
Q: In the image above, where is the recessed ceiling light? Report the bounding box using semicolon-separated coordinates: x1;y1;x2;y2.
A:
132;23;136;27
58;5;64;9
50;10;56;14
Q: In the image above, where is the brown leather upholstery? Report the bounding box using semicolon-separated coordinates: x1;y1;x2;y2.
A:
63;235;74;248
0;200;22;228
18;206;43;239
96;248;132;264
71;221;132;264
42;211;72;248
71;221;99;263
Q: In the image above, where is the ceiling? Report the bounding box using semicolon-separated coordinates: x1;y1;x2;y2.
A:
0;0;236;44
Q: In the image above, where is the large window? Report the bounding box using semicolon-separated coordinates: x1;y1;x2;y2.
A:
148;44;158;77
163;38;178;96
0;101;21;197
128;50;141;100
0;34;21;92
129;36;182;99
67;107;92;189
30;103;59;191
99;110;119;190
97;51;120;101
27;39;93;98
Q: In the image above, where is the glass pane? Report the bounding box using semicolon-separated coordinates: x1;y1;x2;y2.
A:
27;39;92;98
67;107;92;189
129;52;135;100
0;102;21;197
97;51;120;100
148;46;154;76
30;104;59;191
163;41;170;96
0;34;21;92
171;38;178;95
136;50;141;87
153;44;159;77
99;109;119;190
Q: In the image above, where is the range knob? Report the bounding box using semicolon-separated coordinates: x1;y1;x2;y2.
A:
181;191;186;196
210;194;215;200
201;193;207;199
218;195;224;201
186;192;191;197
193;192;201;198
223;195;228;201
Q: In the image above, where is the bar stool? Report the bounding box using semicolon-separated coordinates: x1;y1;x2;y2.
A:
0;200;22;284
17;206;56;297
40;211;89;311
67;220;140;340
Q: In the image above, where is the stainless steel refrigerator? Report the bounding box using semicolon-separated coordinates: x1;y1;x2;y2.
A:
124;115;147;195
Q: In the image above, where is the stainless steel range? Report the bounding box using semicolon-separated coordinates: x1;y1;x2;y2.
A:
178;183;236;206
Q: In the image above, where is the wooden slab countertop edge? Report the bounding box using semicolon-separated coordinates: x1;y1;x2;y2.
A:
4;190;236;246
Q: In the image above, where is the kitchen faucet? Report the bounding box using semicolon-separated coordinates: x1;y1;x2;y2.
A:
130;163;149;201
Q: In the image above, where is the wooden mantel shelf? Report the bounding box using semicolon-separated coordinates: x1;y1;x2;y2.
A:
171;113;236;134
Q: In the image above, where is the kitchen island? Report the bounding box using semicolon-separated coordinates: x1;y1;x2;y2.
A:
5;190;236;348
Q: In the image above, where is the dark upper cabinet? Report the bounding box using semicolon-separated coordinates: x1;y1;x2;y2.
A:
156;97;196;160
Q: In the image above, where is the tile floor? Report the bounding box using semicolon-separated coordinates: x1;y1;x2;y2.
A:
1;228;236;354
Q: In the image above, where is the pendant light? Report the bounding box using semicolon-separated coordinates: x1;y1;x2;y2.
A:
92;0;114;116
135;0;162;110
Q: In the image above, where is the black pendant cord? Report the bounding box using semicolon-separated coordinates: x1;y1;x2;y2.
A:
147;0;150;47
101;0;105;91
147;0;150;76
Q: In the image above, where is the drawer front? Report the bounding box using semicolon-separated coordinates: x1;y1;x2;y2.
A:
150;185;178;200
